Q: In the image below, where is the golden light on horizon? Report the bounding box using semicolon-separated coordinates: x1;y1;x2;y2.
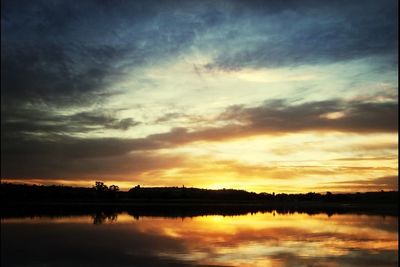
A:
2;130;396;193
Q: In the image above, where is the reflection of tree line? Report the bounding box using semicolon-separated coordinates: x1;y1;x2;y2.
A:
50;204;398;225
1;182;398;219
89;209;308;224
92;211;118;225
4;202;397;223
85;209;335;225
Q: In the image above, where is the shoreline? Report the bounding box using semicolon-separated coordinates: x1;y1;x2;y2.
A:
3;200;398;218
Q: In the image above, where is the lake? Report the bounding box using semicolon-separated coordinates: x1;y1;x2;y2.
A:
1;212;398;267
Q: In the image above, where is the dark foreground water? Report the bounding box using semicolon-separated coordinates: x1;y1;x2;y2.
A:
1;212;398;267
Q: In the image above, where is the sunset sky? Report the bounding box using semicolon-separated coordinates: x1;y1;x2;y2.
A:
1;0;398;192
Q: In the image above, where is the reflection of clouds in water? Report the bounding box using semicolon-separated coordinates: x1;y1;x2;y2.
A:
269;249;398;267
1;223;195;267
1;213;398;267
147;213;397;266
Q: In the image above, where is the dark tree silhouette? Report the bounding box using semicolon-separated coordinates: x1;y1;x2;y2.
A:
1;183;398;217
109;185;119;192
94;181;108;192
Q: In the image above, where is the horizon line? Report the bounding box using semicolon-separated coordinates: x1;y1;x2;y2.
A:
1;181;398;195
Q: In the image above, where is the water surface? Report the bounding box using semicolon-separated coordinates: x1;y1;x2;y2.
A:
1;212;398;267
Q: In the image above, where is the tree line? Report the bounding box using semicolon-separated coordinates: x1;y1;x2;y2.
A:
1;181;398;204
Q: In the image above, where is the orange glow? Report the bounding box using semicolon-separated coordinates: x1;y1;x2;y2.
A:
3;132;397;193
3;212;397;266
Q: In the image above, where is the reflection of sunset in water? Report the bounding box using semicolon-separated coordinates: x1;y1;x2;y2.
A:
129;213;398;266
2;212;397;266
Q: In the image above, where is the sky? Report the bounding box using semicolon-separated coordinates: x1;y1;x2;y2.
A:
1;0;398;193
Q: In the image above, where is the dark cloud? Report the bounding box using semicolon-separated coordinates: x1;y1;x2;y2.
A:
146;99;398;146
1;42;129;108
1;143;186;179
331;175;398;188
2;98;397;179
316;175;398;192
147;99;399;141
205;0;398;70
155;113;185;123
3;0;396;108
69;111;140;131
1;1;232;172
370;176;398;188
1;0;224;107
2;0;397;117
218;99;398;133
1;108;140;137
1;0;227;142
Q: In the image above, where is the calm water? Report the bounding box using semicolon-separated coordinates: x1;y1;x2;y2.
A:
1;212;398;267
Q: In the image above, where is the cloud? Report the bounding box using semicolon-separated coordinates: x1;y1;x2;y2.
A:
1;108;140;136
69;111;140;131
3;0;396;110
349;142;398;152
1;141;186;179
331;156;397;161
1;43;128;108
147;98;398;147
203;0;398;70
318;175;398;191
1;0;223;107
1;0;224;141
218;99;398;134
1;98;397;179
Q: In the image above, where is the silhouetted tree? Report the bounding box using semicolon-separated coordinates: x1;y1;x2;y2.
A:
94;181;108;192
109;185;119;192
